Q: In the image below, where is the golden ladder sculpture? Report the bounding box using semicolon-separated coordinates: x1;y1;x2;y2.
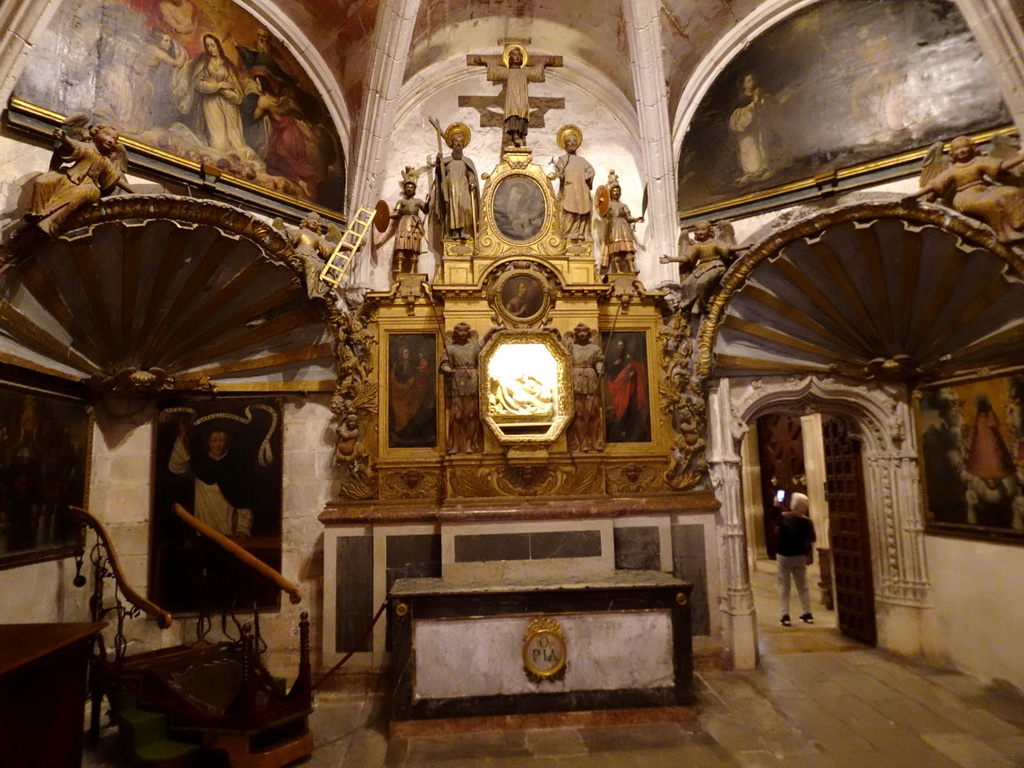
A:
320;206;374;287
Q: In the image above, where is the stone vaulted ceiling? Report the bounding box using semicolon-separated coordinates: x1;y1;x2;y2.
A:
269;0;761;139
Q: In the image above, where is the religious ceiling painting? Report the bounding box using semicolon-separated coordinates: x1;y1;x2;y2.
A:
603;331;651;445
387;334;438;450
0;383;91;570
150;397;283;612
677;0;1011;213
13;0;346;214
917;373;1024;543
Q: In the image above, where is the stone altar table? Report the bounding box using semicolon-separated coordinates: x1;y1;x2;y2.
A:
388;571;693;720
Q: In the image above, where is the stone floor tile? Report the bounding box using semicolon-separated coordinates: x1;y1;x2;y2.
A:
830;669;904;702
921;732;1019;768
856;725;937;753
869;695;962;734
701;713;768;752
577;721;696;751
524;727;588;757
771;696;875;753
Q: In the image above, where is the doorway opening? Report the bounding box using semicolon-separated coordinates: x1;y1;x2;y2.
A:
742;410;877;650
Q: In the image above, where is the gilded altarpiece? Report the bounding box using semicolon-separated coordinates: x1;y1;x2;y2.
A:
331;147;704;504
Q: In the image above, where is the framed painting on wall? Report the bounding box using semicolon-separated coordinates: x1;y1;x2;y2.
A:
387;334;437;449
150;396;283;611
0;383;91;570
12;0;346;218
602;332;652;444
916;372;1024;543
677;0;1012;213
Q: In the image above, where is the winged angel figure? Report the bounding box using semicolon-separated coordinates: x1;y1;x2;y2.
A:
906;135;1024;245
660;219;748;314
273;212;342;300
26;115;135;236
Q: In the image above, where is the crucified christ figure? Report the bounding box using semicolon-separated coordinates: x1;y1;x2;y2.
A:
467;44;562;149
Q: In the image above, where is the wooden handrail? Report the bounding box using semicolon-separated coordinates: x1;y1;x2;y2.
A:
68;506;174;629
173;504;302;605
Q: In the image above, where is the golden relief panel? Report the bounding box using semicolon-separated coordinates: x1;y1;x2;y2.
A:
379;468;443;501
448;462;603;498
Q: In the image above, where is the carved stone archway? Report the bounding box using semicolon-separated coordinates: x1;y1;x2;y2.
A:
708;374;931;668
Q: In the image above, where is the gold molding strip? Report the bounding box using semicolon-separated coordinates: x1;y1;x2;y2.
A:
8;97;345;223
680;126;1018;222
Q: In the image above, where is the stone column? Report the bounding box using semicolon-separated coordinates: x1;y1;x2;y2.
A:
707;380;758;669
956;0;1024;133
348;0;421;286
622;0;679;279
0;0;62;106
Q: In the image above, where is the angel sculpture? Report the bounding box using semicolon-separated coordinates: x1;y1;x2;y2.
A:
376;166;430;277
905;135;1024;244
26;119;135;236
660;220;747;314
275;211;342;300
599;170;644;273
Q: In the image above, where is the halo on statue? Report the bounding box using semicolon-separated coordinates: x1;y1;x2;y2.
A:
556;124;583;152
502;43;529;68
443;122;472;150
373;199;391;232
594;185;610;216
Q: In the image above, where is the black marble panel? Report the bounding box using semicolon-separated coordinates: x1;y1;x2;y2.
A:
453;533;531;563
614;526;661;570
530;530;602;560
386;534;442;651
672;524;710;636
335;536;373;654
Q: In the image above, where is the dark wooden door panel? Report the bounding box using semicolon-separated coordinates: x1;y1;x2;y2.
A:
823;417;877;646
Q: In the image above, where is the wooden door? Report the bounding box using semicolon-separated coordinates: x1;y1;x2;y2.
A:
822;417;877;646
756;413;806;558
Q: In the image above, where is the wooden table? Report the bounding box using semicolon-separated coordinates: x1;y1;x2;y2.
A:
0;622;106;768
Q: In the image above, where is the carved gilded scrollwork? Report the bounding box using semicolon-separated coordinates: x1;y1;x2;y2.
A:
448;462;603;497
606;461;665;494
658;296;707;491
380;469;442;500
330;302;380;500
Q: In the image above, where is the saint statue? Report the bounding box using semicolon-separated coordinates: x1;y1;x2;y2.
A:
563;323;605;453
600;170;644;273
439;323;497;455
554;124;595;242
377;167;429;277
468;44;559;149
434;122;479;241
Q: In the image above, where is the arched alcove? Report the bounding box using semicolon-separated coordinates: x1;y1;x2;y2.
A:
0;197;340;392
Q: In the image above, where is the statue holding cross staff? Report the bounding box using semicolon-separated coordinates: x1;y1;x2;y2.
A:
467;44;562;149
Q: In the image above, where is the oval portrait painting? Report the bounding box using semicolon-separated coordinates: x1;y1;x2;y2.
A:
499;273;545;320
493;176;546;242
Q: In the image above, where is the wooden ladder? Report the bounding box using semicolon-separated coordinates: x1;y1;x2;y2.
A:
320;207;374;287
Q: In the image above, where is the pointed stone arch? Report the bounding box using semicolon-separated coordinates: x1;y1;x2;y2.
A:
707;373;932;667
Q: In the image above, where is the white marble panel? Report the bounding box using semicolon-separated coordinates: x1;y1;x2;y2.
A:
412;610;674;700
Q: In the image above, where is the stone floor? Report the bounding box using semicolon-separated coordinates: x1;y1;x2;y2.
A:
84;563;1024;767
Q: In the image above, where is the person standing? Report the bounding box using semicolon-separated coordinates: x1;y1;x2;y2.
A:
776;491;816;626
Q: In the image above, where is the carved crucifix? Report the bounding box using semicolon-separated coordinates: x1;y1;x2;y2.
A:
466;44;563;148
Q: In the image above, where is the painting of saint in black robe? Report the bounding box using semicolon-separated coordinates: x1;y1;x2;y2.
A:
150;397;282;611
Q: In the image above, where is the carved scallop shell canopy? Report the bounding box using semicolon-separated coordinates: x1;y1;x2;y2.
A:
711;216;1024;382
0;216;335;390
